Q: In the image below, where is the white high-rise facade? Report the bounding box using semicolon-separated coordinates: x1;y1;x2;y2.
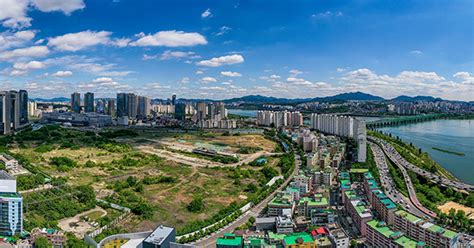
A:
257;110;303;127
310;114;366;162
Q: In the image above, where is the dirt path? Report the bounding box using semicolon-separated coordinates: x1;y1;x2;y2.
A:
58;206;107;238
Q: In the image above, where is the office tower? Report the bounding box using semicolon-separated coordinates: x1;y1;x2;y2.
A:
137;96;150;118
84;92;94;113
197;102;207;121
71;92;81;113
19;90;28;124
127;93;138;118
96;99;105;114
172;94;176;105
116;93;127;117
28;101;37;117
107;99;116;116
207;103;216;120
216;102;226;118
0;171;23;236
175;103;186;121
9;91;20;130
0;92;12;135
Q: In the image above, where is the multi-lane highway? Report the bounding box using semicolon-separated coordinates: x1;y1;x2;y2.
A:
369;136;474;192
369;142;433;219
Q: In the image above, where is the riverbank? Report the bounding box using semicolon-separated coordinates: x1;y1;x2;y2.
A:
376;119;474;185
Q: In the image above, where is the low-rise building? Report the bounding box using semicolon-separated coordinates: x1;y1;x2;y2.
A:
217;233;243;248
0;154;19;171
297;194;328;217
276;216;295;234
30;228;66;248
310;209;335;226
328;228;349;248
255;217;276;232
366;220;424;248
394;210;459;248
282;232;316;248
268;193;294;217
142;225;176;248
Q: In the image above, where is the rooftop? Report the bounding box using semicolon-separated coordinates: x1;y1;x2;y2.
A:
269;194;293;207
349;168;369;173
344;190;358;200
351;200;372;218
216;233;243;246
426;223;458;239
395;210;421;224
394;236;424;248
299;196;328;207
143;225;175;245
339;172;350;179
0;170;14;180
367;220;394;238
340;179;351;189
381;198;397;209
283;232;314;245
267;232;286;241
364;172;374;179
0;192;21;199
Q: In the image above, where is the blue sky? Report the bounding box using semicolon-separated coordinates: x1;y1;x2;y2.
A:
0;0;472;100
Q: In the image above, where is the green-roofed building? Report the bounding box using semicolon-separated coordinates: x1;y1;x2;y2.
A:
268;193;294;216
370;189;397;225
366;220;423;248
297;195;328;217
282;232;315;247
394;210;459;248
217;233;243;248
267;232;286;245
243;237;276;248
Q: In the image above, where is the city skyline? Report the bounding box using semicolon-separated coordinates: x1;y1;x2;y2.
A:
0;1;472;101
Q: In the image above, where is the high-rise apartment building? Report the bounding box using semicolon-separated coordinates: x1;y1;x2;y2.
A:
171;94;176;105
127;93;138;118
310;114;366;162
116;93;127;117
197;102;207;121
19;90;28;124
0;170;23;236
0;92;12;135
175;103;186;121
257;111;303;127
137;96;150;118
71;92;81;113
84;92;94;113
107;99;116;116
9;91;20;130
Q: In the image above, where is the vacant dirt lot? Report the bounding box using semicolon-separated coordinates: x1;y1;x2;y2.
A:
438;201;474;219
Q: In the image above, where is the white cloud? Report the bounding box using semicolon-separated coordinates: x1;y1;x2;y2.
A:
48;30;112;51
52;70;72;77
110;38;131;47
410;50;423;55
160;50;199;60
336;67;347;73
0;30;35;51
180;77;190;84
0;45;49;60
201;8;212;18
142;54;157;60
10;70;28;76
130;30;207;47
197;54;244;67
289;69;303;76
453;72;474;85
92;77;113;83
13;60;45;70
0;0;31;28
32;0;85;14
221;71;242;77
311;11;343;19
0;0;84;28
195;70;204;74
98;71;134;77
201;77;217;83
216;26;231;36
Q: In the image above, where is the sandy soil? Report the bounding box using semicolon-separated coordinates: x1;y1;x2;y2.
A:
57;206;107;238
438;201;474;219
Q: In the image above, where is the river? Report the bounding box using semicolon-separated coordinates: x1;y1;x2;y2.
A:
228;109;257;117
377;119;474;184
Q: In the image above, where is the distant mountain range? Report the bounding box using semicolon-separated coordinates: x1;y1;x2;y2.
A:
31;92;469;104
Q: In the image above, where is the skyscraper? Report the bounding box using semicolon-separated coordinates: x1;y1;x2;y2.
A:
127;93;138;118
107;99;116;116
137;96;150;118
175;103;186;121
71;92;81;113
84;92;94;113
9;91;20;130
116;93;127;117
172;94;177;105
0;92;12;135
197;102;207;121
19;90;28;124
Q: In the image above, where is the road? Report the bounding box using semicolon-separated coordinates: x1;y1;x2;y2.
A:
139;145;282;168
192;154;301;247
369;141;437;218
369;136;474;192
369;142;429;218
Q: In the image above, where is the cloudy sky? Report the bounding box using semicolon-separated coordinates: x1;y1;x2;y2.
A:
0;0;472;100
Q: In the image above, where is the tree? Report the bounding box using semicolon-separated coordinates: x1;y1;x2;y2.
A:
34;237;51;248
187;197;204;212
